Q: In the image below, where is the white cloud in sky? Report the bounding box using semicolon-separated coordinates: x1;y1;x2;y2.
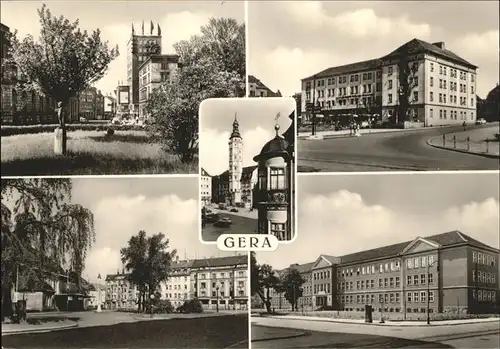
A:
83;194;199;283
200;126;273;176
451;30;500;61
258;190;499;270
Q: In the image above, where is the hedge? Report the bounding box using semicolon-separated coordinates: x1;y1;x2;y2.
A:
1;124;145;137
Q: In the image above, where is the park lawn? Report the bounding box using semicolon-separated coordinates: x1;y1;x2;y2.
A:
1;130;198;175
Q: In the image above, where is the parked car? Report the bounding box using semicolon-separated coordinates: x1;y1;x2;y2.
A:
230;208;238;213
360;121;370;129
214;217;232;228
476;118;487;125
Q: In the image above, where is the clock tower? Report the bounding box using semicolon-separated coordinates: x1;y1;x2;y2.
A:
228;115;243;205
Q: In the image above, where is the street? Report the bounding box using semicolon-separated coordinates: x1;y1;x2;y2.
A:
202;213;257;242
2;314;248;348
251;317;500;349
298;124;499;172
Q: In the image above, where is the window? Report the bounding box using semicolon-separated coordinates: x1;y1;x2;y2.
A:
384;278;388;287
413;91;418;102
407;292;412;302
388;80;393;89
390;277;394;287
258;168;267;190
379;264;383;273
270;223;286;240
413;275;419;285
407;259;413;269
430;92;434;102
396;277;400;287
269;168;286;190
428;273;433;284
384;263;389;272
430;109;433;118
407;275;412;285
420;274;426;285
428;255;434;266
388;67;393;76
429;291;434;302
413;292;419;302
388;94;393;103
414;258;419;268
430;63;434;72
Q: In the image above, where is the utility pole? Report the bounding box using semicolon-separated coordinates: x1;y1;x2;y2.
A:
312;75;317;136
216;285;219;313
427;259;436;325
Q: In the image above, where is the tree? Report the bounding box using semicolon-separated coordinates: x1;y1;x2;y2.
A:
121;231;177;313
396;54;419;125
8;4;119;154
282;268;305;311
292;92;302;125
250;252;280;313
1;179;95;321
146;17;245;163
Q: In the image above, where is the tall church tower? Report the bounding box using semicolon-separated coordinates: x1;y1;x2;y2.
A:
228;114;243;205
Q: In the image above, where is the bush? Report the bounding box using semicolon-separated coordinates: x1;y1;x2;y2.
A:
177;299;203;314
1;123;145;137
106;128;115;136
154;299;174;314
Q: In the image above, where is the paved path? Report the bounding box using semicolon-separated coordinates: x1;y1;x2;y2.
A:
428;124;499;157
2;314;248;348
298;125;451;138
202;212;257;242
298;123;499;172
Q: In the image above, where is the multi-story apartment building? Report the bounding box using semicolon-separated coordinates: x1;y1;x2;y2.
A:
192;255;248;310
105;272;139;310
248;75;282;97
269;262;315;311
272;230;498;316
161;258;192;309
301;39;478;127
68;87;105;121
200;168;212;206
126;22;162;116
138;54;179;119
104;94;117;119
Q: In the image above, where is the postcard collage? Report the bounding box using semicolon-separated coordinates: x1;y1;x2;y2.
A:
1;1;499;348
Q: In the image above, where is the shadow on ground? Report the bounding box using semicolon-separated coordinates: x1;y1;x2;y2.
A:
251;325;453;348
1;153;198;175
2;314;248;348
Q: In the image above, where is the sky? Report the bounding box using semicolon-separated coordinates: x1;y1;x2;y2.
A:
256;172;500;270
1;0;244;96
200;98;295;176
69;177;244;283
248;1;499;98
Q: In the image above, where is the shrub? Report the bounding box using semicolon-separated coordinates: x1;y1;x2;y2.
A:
154;299;174;314
1;124;145;137
106;128;115;136
177;299;203;314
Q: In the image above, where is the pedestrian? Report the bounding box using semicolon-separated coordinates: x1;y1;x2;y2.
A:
462;121;466;131
356;123;361;137
57;101;65;129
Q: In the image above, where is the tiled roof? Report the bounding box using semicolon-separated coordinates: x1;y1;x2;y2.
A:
383;38;476;68
339;230;497;265
249;75;282;97
279;262;315;275
303;58;381;80
171;260;193;269
201;167;211;177
191;254;247;268
105;273;128;281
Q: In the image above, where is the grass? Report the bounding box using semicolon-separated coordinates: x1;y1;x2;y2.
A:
1;130;198;175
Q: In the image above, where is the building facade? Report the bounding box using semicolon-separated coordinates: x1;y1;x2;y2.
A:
191;255;248;311
161;259;192;309
301;39;478;127
200;168;212;206
270;231;499;316
104;94;117;119
127;22;162;117
254;111;295;241
105;272;139;310
68;87;105;121
248;75;282;97
269;262;314;311
138;54;179;119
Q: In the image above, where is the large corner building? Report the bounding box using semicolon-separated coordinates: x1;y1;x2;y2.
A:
269;231;499;316
301;38;478;127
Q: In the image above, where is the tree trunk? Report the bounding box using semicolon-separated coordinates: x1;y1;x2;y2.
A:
2;285;14;321
257;290;271;313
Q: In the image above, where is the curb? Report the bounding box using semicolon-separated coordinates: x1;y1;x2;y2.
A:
251;326;307;343
418;329;500;342
1;322;79;335
426;138;500;159
298;126;453;140
269;315;500;327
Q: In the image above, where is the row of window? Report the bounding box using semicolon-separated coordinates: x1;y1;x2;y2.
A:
198;271;246;279
431;63;473;82
472;290;497;302
309;71;382;88
472;270;497;284
406;255;435;269
342;291;435;305
429;108;474;121
407;273;434;285
257;167;287;190
473;251;497;266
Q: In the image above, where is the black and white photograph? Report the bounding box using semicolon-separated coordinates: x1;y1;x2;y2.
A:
199;98;296;243
251;172;500;348
1;177;249;349
248;1;499;172
1;1;245;176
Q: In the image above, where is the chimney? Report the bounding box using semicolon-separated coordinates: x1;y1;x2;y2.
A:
432;42;445;50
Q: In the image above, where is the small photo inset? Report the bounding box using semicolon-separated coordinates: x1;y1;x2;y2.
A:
199;98;296;243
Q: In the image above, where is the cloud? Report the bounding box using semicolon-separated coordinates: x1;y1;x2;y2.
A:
83;194;199;282
286;1;327;26
259;191;499;270
160;11;212;53
200;126;273;176
451;30;500;60
252;46;335;96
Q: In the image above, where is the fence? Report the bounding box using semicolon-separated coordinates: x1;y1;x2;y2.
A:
441;133;498;155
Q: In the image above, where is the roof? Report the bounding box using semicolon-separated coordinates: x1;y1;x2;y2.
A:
302;38;477;81
171;260;193;269
253;131;290;162
241;165;257;181
191;255;247;269
105;273;128;281
278;262;315;275
230;117;242;139
383;38;476;68
303;58;381;80
339;230;496;265
248;75;282;97
214;165;257;179
201;168;211;177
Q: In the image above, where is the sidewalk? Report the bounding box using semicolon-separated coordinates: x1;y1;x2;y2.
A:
251;325;306;342
2;320;78;335
427;125;500;158
268;314;500;327
298;125;450;139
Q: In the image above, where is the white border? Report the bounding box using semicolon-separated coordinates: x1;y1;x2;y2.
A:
295;170;500;177
197;97;298;246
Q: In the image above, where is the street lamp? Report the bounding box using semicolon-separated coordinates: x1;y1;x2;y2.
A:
216;285;220;313
292;281;296;312
150;293;155;317
427;259;437;325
